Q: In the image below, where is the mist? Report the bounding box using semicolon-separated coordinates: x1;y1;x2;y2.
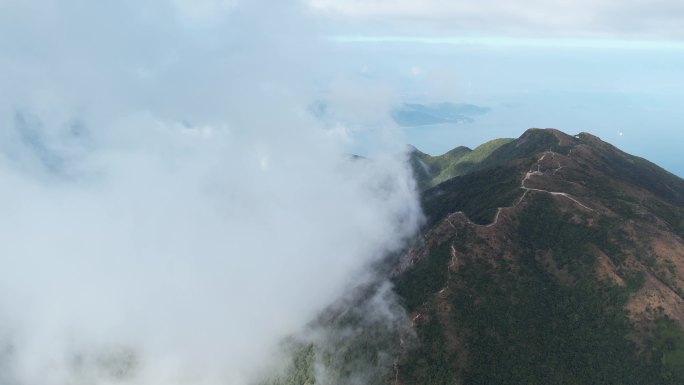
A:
0;1;421;384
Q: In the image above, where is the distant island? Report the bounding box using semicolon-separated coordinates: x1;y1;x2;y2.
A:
391;102;491;127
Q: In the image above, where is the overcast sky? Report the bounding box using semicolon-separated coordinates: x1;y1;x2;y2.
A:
1;0;682;175
310;0;684;39
303;0;684;176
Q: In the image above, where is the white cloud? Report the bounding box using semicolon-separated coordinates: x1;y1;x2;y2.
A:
308;0;684;39
0;1;421;384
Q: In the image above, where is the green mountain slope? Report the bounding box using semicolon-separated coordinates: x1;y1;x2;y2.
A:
264;128;684;385
396;128;684;385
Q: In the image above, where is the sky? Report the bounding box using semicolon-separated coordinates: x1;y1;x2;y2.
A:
0;1;682;384
307;0;684;176
3;1;681;172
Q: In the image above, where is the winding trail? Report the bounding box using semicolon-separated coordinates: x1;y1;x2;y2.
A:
405;149;595;371
518;151;593;213
454;150;593;229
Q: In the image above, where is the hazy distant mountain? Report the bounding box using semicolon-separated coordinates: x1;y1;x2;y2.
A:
392;103;491;127
266;128;684;385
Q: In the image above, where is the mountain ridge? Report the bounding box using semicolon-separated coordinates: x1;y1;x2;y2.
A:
265;127;684;385
395;127;684;384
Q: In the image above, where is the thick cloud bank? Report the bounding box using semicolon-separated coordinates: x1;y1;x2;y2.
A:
0;1;421;384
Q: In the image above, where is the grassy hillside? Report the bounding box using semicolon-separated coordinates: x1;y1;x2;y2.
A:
410;138;513;190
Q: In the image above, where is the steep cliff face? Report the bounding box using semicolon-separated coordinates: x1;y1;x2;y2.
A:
394;128;684;385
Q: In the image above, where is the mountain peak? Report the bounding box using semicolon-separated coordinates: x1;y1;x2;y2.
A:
516;127;577;147
395;128;684;384
270;128;684;385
